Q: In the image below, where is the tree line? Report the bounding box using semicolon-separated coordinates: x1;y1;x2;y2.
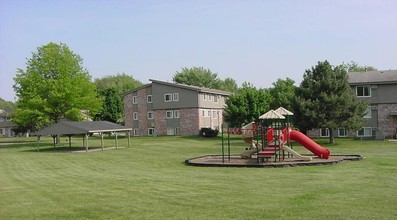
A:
9;42;374;143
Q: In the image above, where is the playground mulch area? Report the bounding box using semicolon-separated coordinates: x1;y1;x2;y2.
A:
185;154;362;168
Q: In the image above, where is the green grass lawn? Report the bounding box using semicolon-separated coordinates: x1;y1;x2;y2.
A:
0;135;396;219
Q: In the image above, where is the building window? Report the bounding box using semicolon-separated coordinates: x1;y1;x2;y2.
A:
148;128;155;136
173;93;179;101
147;111;154;119
133;96;138;104
202;110;205;117
167;127;174;135
207;110;211;117
175;127;180;135
338;128;347;137
174;110;180;118
214;95;219;103
164;94;172;102
166;110;173;119
320;128;329;137
203;94;207;100
364;106;372;118
147;95;152;103
133;112;138;120
133;129;139;136
357;127;372;137
356;86;371;97
208;94;213;101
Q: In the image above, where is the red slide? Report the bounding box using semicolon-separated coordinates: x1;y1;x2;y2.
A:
289;130;330;159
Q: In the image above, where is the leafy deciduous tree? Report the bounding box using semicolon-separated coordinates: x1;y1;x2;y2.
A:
219;77;239;93
295;60;367;144
94;88;123;123
342;61;377;72
13;42;102;131
94;73;143;95
173;67;222;89
269;78;296;110
224;83;273;127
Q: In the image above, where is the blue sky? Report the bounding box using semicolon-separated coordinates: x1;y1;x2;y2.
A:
1;0;396;101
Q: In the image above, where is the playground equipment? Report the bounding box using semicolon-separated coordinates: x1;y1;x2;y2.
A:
239;107;330;162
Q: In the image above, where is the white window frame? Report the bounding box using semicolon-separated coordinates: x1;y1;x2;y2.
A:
133;129;139;136
164;94;172;102
167;127;175;136
202;110;205;117
174;110;180;118
147;95;152;103
208;94;213;101
356;86;371;97
173;93;179;101
166;110;173;119
338;128;347;137
357;127;372;137
320;128;329;137
133;112;138;120
133;96;138;104
207;110;211;117
214;95;219;103
175;127;180;135
148;128;155;136
203;94;207;100
147;111;154;119
364;106;372;118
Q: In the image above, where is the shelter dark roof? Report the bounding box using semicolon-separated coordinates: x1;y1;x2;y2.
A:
35;121;132;136
348;70;397;85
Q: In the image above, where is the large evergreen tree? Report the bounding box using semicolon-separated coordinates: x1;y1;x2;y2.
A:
224;83;272;127
295;60;367;144
13;42;102;131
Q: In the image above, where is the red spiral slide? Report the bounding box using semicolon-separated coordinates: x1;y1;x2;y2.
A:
289;130;330;159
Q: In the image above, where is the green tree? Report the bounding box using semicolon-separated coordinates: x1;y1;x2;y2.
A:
94;73;143;95
219;77;239;93
224;83;272;127
295;61;367;144
269;78;296;110
173;67;222;89
342;61;377;72
0;98;15;113
94;88;123;123
13;42;102;130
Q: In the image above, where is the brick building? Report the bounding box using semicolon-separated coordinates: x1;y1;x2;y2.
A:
123;79;230;136
308;70;397;139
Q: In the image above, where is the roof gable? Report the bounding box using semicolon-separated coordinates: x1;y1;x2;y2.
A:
149;79;231;96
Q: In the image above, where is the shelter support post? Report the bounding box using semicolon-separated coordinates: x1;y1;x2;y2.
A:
36;135;41;152
100;132;104;151
68;135;72;148
115;132;118;149
127;131;131;148
85;133;89;152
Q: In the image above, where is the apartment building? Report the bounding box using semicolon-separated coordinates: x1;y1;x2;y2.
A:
123;79;230;136
308;70;397;139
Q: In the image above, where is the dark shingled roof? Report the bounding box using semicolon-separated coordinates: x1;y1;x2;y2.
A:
35;121;132;136
348;70;397;85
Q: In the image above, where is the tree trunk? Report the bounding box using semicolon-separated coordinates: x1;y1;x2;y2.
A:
329;129;335;144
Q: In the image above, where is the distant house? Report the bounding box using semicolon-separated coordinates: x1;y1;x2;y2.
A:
308;70;397;139
123;79;230;136
0;109;16;137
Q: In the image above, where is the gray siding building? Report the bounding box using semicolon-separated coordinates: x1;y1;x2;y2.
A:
123;79;230;136
308;70;397;139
